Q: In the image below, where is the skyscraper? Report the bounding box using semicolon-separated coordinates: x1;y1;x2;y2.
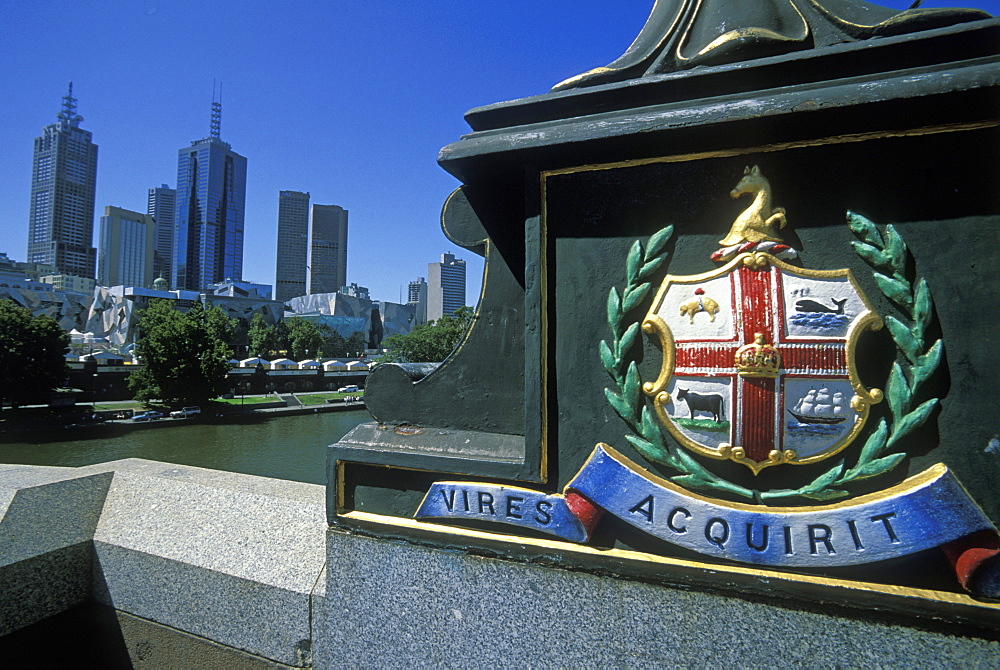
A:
275;190;310;301
97;206;155;287
307;204;348;295
147;184;176;285
427;252;466;321
27;83;98;279
407;277;428;324
172;100;247;290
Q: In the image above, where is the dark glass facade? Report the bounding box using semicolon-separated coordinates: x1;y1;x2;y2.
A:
172;137;246;290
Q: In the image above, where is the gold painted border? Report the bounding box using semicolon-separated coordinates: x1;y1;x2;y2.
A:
640;252;884;473
337;507;1000;615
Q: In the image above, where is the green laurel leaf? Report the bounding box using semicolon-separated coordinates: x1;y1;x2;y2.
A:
646;225;674;259
624;362;641;410
843;418;889;482
886;362;910;419
847;211;882;246
886;398;939;450
852;453;907;481
622;283;650;313
626;435;672;464
640;405;661;444
851;242;891;270
913;278;933;335
618;323;639;361
806;462;845;491
884;315;921;363
873;273;913;309
606;287;622;333
639;255;666;279
801;487;851;501
604;388;631;422
884;225;908;270
911;339;942;391
599;340;615;376
626;241;643;285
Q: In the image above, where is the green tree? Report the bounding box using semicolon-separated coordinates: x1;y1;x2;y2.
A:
128;300;236;404
379;306;474;363
0;300;69;410
286;318;322;360
317;324;347;358
248;313;279;358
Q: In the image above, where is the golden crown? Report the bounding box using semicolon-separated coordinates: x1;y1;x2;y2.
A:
735;333;781;378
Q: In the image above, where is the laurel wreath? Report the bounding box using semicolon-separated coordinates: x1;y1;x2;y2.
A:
759;213;943;501
603;213;942;504
600;226;755;500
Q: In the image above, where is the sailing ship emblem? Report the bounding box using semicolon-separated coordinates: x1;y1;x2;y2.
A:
640;167;884;474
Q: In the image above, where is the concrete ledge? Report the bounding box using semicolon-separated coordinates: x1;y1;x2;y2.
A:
0;460;325;666
318;531;1000;667
0;465;112;635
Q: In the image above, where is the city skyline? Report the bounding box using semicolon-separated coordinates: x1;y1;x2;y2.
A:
1;1;990;305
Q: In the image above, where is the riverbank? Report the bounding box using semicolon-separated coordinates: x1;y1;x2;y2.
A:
0;394;367;439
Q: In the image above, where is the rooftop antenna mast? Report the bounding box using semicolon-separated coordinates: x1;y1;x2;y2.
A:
210;79;222;139
58;81;82;128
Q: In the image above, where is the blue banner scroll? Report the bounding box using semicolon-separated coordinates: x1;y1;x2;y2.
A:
415;444;998;568
416;482;591;542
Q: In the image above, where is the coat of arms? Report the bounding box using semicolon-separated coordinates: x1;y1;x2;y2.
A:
416;166;999;594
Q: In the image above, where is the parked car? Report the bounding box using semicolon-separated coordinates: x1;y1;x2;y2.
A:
169;406;202;419
337;385;359;393
133;411;163;422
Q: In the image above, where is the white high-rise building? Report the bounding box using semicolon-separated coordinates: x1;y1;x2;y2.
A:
307;204;348;296
427;253;466;321
98;206;155;288
147;184;176;285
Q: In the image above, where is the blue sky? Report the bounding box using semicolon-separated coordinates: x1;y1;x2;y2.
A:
0;1;994;305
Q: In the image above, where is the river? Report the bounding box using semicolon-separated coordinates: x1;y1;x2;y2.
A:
0;410;370;485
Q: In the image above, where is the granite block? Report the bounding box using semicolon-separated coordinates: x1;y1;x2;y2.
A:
89;460;326;665
0;470;112;565
317;530;1000;668
0;542;93;636
94;544;312;666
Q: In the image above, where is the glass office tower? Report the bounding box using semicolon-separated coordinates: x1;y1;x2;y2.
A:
172;102;247;290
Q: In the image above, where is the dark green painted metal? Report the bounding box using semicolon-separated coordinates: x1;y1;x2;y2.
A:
328;5;1000;603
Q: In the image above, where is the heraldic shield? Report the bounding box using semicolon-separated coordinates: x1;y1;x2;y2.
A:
642;253;884;474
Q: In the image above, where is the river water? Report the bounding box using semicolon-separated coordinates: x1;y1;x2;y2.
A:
0;410;370;485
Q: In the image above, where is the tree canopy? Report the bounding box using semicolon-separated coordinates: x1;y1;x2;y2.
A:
248;315;367;359
128;299;236;404
0;300;69;409
379;306;474;363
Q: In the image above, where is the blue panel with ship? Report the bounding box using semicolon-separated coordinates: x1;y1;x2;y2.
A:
782;378;857;457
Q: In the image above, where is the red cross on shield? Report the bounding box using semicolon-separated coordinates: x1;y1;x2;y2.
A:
642;253;883;474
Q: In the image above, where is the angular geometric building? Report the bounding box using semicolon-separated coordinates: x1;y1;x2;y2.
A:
26;83;99;279
274;190;310;302
172;101;247;290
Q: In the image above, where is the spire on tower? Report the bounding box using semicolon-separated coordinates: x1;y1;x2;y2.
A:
57;82;82;128
210;101;222;139
209;80;222;139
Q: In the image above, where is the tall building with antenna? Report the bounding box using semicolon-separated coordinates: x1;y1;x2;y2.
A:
172;92;247;290
27;83;99;278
